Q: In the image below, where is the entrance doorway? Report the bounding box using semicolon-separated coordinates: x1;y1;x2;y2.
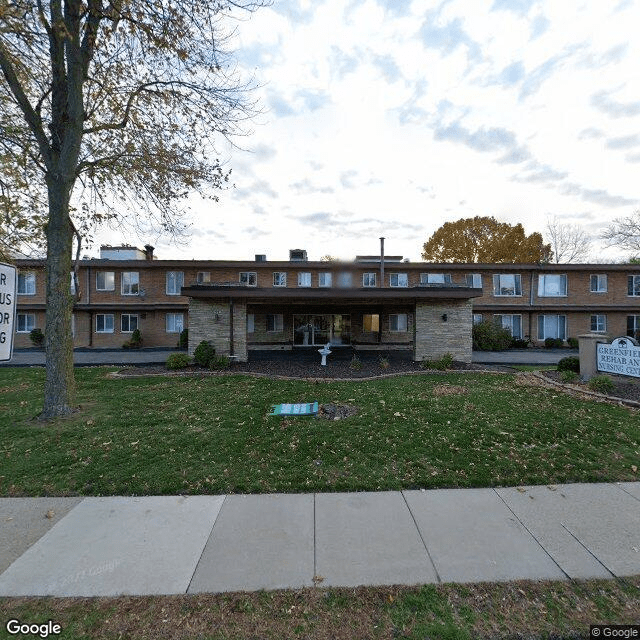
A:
293;314;351;346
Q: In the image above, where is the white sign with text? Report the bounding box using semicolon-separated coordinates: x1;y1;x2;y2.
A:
0;262;17;361
597;337;640;378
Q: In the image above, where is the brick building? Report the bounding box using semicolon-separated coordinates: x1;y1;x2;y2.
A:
12;245;640;362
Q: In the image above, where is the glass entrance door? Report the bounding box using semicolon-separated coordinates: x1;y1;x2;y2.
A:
293;315;351;346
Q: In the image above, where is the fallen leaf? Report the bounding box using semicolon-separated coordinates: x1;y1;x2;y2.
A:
632;465;638;473
45;510;55;519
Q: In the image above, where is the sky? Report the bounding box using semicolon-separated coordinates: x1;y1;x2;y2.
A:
99;0;640;262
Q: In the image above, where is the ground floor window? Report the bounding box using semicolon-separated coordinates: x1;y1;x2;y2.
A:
494;314;522;339
121;314;139;333
247;313;255;333
166;313;184;333
389;313;408;332
266;314;283;332
537;315;566;341
473;313;483;325
627;315;640;340
362;313;380;333
591;314;606;332
16;313;35;333
292;314;350;345
96;314;114;333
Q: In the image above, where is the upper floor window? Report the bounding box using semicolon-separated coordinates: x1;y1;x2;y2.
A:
166;271;184;295
197;272;211;284
590;274;607;293
420;273;451;285
17;272;36;295
121;272;139;296
318;272;332;287
96;271;115;291
467;273;482;288
389;273;408;288
337;272;353;288
493;274;521;296
273;272;286;287
628;275;640;296
362;272;377;287
538;274;567;297
240;272;257;287
297;272;311;287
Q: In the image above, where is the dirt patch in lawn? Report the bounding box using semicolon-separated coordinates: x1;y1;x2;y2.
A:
432;384;468;396
317;403;359;420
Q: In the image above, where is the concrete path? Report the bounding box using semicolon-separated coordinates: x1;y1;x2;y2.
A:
0;483;638;597
472;348;577;365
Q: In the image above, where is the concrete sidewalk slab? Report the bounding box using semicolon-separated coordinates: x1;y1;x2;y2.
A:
404;488;566;583
188;493;314;594
0;497;83;574
497;483;640;578
617;482;640;502
0;495;224;596
315;492;438;587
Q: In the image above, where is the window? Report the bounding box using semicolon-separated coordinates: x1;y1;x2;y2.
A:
16;313;35;333
362;272;377;287
17;272;36;295
466;273;482;288
627;316;640;340
197;272;211;284
590;274;607;293
389;273;408;287
473;313;483;325
318;272;332;287
538;274;567;297
121;272;139;295
628;276;640;296
420;273;451;285
247;313;255;333
493;274;522;296
297;272;311;287
96;314;114;333
166;271;184;295
96;271;115;291
494;314;522;339
121;314;139;333
591;315;607;332
337;272;353;288
266;314;283;332
273;272;286;287
166;313;184;333
70;272;76;295
537;315;567;341
389;313;408;332
240;272;257;287
363;314;380;332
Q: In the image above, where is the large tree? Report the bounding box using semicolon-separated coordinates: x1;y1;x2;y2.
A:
602;210;640;257
0;0;265;417
421;216;551;263
545;216;591;263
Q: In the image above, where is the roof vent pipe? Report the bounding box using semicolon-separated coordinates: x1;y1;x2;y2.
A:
380;237;385;287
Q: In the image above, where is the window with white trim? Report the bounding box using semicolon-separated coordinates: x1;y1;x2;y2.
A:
362;272;377;287
272;272;286;287
590;315;606;332
166;271;184;295
96;271;115;291
420;273;451;285
627;315;640;340
493;274;521;296
247;313;255;333
590;274;607;293
16;313;35;333
318;272;332;287
337;272;352;288
17;272;36;295
466;273;482;288
121;313;139;333
240;272;257;286
363;314;379;332
389;313;408;332
297;272;311;287
266;314;283;332
628;275;640;296
473;313;483;325
494;314;522;339
538;274;567;297
537;315;567;341
166;313;184;333
389;273;408;287
96;314;114;333
197;272;211;284
121;272;139;295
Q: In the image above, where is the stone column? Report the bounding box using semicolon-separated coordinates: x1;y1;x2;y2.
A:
578;333;610;381
414;300;473;362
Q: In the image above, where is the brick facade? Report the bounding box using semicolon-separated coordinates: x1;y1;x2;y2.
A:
414;300;473;362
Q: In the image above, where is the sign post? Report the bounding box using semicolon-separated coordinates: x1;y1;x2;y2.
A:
0;262;17;362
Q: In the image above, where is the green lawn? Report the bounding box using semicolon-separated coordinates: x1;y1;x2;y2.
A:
0;367;638;496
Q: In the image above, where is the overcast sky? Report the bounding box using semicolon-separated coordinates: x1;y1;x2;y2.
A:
100;0;640;262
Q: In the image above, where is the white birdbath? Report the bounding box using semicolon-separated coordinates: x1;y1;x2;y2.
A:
318;342;332;366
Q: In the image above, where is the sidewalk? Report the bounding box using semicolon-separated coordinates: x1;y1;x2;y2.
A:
1;483;638;597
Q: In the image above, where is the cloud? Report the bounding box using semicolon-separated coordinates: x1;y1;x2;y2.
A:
391;79;430;125
496;146;532;165
577;43;628;69
294;88;331;112
250;143;278;162
329;46;360;79
290;178;334;195
519;47;584;100
433;121;520;153
242;226;267;240
626;152;640;163
296;211;335;226
233;179;278;200
578;127;604;140
266;91;296;117
370;53;402;83
340;170;359;189
591;90;640;118
419;14;481;61
266;88;331;118
513;163;568;184
606;134;640;150
269;2;315;24
529;14;550;39
488;61;525;88
491;0;536;16
376;0;413;17
558;182;637;208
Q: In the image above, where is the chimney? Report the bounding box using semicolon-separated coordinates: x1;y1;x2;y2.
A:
144;244;155;261
379;237;385;287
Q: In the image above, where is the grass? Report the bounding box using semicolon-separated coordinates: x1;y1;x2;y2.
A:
1;577;639;639
0;367;638;496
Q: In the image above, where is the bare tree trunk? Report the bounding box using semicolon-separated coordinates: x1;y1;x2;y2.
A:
41;174;76;418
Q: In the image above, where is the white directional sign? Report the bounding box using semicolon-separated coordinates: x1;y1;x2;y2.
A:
0;262;17;361
597;336;640;378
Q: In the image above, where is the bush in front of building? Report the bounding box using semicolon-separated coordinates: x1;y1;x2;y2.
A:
29;328;44;347
349;354;362;370
472;321;512;351
194;340;215;367
208;354;230;370
587;374;615;394
166;353;192;370
544;337;564;349
557;356;580;373
510;336;531;349
122;328;143;349
560;370;579;383
178;328;188;349
567;337;579;349
421;353;454;370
